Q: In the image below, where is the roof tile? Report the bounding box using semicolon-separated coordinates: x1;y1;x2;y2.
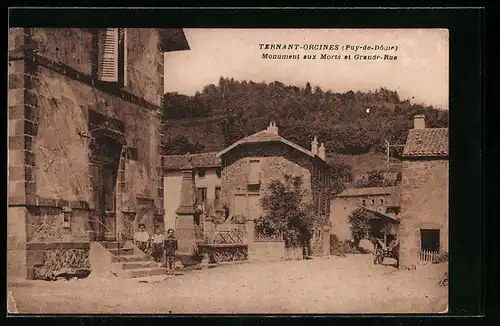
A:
402;128;448;157
162;152;220;170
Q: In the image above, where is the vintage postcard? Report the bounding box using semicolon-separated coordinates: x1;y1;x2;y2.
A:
8;27;449;314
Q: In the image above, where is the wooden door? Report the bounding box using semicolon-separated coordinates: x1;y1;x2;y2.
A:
102;165;117;237
89;163;117;241
89;163;104;240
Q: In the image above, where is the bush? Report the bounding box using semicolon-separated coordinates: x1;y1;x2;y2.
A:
342;240;362;254
329;235;364;256
433;251;449;264
348;207;376;247
438;272;449;287
232;214;247;224
329;234;344;256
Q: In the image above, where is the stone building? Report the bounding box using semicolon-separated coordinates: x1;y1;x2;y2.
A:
216;121;332;257
398;114;449;267
162;152;222;253
329;186;400;241
8;28;190;278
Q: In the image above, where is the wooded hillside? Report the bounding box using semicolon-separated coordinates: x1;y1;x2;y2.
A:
161;77;448;156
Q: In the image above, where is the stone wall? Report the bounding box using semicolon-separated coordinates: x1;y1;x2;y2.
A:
27;242;91;280
8;28;166;278
311;226;331;256
220;143;315;217
329;193;393;241
249;240;287;262
220;143;332;258
399;158;449;267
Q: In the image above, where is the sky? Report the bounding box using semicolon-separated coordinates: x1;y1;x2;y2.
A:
164;29;449;110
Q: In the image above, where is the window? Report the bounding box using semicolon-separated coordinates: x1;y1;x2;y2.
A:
62;207;71;228
362;199;366;205
196;187;207;204
97;28;127;87
380;199;384;204
216;168;221;179
371;199;375;205
197;168;206;178
248;160;261;185
215;187;221;201
420;229;440;252
247;184;260;192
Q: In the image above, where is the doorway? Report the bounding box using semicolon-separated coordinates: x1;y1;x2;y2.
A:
89;135;122;241
420;229;440;252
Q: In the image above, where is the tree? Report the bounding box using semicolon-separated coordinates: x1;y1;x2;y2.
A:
348;207;377;247
161;79;448;155
355;170;393;188
258;175;324;253
329;161;352;194
161;135;206;155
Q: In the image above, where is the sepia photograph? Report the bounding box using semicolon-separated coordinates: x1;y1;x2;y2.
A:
8;26;449;314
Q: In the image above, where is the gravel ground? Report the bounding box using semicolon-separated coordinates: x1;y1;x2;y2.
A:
8;254;448;314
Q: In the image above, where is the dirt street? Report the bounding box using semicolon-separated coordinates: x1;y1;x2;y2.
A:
8;254;448;314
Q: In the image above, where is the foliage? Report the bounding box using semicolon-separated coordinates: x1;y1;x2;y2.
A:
161;78;448;155
258;174;324;248
354;170;394;188
329;234;346;256
433;251;449;264
161;135;206;155
329;161;352;194
348;207;378;247
231;214;247;224
283;229;301;247
438;272;449;287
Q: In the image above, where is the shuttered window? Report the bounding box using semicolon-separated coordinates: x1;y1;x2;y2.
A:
97;28;127;87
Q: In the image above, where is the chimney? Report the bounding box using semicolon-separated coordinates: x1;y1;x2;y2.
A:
311;136;319;155
413;114;426;129
318;143;326;160
266;121;279;135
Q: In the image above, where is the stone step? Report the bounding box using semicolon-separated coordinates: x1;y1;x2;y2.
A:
99;241;125;249
107;248;135;256
122;267;169;278
111;254;150;263
114;261;158;270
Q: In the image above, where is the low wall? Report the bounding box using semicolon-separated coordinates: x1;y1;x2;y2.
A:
198;244;248;263
284;246;304;260
26;242;91;279
249;240;286;262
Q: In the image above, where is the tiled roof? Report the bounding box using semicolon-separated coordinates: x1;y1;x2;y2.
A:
162;152;220;170
336;186;398;197
359;206;400;224
216;130;318;160
402;128;448;157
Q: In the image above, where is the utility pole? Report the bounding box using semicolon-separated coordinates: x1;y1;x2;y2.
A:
385;139;405;167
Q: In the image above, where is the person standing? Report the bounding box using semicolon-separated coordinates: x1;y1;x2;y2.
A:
151;227;165;265
164;229;179;274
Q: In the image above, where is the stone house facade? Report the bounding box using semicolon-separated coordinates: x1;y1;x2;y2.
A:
216;122;332;256
162;152;222;252
399;114;449;267
8;28;190;278
329;186;400;241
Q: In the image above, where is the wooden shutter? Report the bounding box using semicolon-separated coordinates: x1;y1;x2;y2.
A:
118;28;128;87
98;28;119;82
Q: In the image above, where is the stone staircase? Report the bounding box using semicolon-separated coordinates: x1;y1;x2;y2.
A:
99;241;170;278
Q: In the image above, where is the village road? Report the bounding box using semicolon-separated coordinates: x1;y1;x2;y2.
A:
8;254;447;314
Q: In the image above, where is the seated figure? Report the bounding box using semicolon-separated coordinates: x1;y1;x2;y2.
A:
134;223;150;253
